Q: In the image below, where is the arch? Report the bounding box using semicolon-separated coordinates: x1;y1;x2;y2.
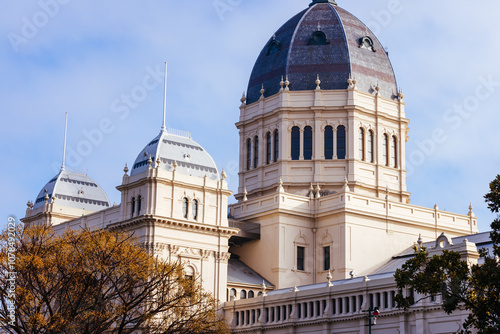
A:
266;132;272;165
131;197;135;217
254;136;259;168
267;39;281;56
309;31;329;45
192;199;198;220
240;289;247;299
368;130;374;163
182;197;189;218
229;288;237;301
246;138;251;170
303;126;313;160
248;290;255;298
137;195;142;215
383;134;389;166
337;125;346;160
273;129;279;162
185;265;195;280
324;125;334;160
291;126;300;160
359;128;365;161
392;135;398;168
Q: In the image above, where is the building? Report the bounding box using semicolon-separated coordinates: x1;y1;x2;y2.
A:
23;0;485;332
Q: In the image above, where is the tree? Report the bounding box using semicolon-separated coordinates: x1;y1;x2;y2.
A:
0;223;230;334
394;175;500;334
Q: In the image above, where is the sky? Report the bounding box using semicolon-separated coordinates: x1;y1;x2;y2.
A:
1;0;499;233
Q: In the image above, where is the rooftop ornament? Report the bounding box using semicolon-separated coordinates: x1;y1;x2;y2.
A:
309;0;337;6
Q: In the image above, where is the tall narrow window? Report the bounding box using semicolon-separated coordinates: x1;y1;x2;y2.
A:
297;246;305;271
368;130;374;163
182;198;188;218
383;134;389;166
131;197;135;217
273;129;279;162
266;132;271;164
359;128;365;161
246;139;251;170
254;136;259;168
323;246;331;271
304;126;313;160
337;126;346;160
192;199;198;220
392;136;398;168
291;126;300;160
137;196;142;215
324;126;333;159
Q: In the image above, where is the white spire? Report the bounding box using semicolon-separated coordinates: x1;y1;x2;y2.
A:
61;112;68;171
161;62;168;133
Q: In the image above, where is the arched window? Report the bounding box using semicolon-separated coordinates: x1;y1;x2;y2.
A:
182;198;188;218
192;199;198;220
254;136;259;168
337;126;346;160
368;130;374;163
230;288;237;301
131;197;135;217
309;31;330;45
248;291;255;299
266;132;271;164
359;128;365;161
303;126;313;160
383;134;389;166
246;138;251;171
324;126;333;160
291;126;300;160
273;129;279;162
240;290;247;299
392;136;398;168
137;196;142;215
185;266;195;281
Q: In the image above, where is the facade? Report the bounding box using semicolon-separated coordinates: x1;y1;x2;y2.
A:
23;1;484;333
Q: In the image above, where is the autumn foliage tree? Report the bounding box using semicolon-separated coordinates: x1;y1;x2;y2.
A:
0;223;230;334
395;175;500;334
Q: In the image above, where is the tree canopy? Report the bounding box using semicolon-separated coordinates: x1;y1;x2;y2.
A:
394;174;500;334
0;223;230;334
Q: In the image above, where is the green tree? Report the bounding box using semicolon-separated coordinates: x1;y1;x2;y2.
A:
394;175;500;334
0;224;230;334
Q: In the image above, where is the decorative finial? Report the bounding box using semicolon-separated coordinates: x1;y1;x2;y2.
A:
261;281;267;296
317;21;321;31
156;157;161;168
260;84;265;99
326;271;333;287
293;286;299;292
347;75;353;88
375;82;381;95
309;0;337;7
147;155;153;167
243;188;248;202
277;178;284;193
284;75;290;91
272;33;276;41
315;184;321;199
240;92;246;106
309;183;315;199
161;62;168;132
44;194;49;202
173;160;178;171
417;234;423;249
280;76;285;91
398;88;404;100
468;203;475;217
123;163;129;175
221;169;227;180
434;203;439;210
315;74;321;90
343;177;350;192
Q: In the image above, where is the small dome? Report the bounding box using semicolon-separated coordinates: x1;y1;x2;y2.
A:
33;170;110;211
246;1;398;104
130;130;219;180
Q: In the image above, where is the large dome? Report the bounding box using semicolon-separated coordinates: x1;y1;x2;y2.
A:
246;0;398;104
33;170;110;211
130;130;219;180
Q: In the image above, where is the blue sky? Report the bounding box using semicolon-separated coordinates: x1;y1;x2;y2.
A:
1;0;499;232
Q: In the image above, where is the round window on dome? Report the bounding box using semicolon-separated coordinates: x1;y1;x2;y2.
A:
359;36;376;52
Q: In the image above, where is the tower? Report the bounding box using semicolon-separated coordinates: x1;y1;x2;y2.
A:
229;1;477;289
